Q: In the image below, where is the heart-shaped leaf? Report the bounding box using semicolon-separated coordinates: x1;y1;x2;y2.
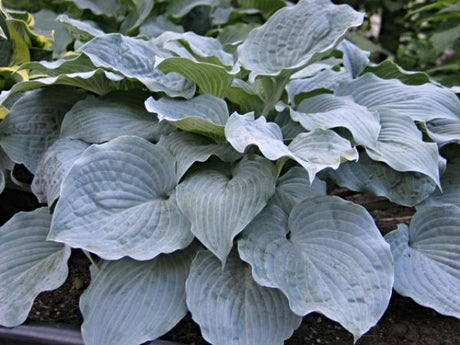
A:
81;245;198;345
60;91;173;143
49;136;193;260
176;155;276;264
0;86;85;173
0;208;70;327
385;205;460;318
237;0;363;81
186;250;302;345
32;139;90;205
239;196;394;341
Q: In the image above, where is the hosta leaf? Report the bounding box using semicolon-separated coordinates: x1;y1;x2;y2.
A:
288;129;358;182
0;208;71;327
226;79;264;114
0;86;85;173
145;94;229;141
159;131;241;180
239;196;394;341
291;94;380;147
80;33;195;98
120;0;155;34
286;68;349;105
418;160;460;209
56;15;105;42
363;60;431;85
73;0;124;17
20;53;96;76
167;0;219;18
237;0;363;81
237;0;286;16
423;118;460;145
139;15;184;38
385;205;460;318
338;39;369;78
48;136;193;260
216;22;258;47
225;113;358;181
336;73;460;122
186;250;302;345
328;151;437;207
157;57;234;97
365;108;443;187
270;167;326;214
5;70;126;100
176;155;276;264
225;112;292;160
81;245;197;345
60;91;172;143
32;139;89;205
154;31;234;66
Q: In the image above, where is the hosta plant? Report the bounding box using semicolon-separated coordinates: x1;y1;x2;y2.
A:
1;0;460;344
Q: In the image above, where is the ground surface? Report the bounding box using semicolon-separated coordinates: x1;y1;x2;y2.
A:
2;179;459;345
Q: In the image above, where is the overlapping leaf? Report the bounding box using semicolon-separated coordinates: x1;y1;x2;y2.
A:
290;94;380;147
365;108;443;187
60;91;172;143
336;73;460;122
225;112;358;182
49;136;193;260
80;33;195;98
31;139;89;205
81;245;197;345
328;152;437;207
0;208;70;327
338;39;369;78
270;167;326;214
145;94;229;141
423;118;460;145
239;196;394;341
159;131;241;180
238;0;363;81
0;86;85;173
176;155;276;264
418;159;460;209
385;205;460;318
186;250;302;345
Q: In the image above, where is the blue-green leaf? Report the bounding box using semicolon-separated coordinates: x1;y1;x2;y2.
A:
81;245;197;345
32;139;90;205
0;208;70;327
239;196;394;341
176;155;276;264
336;73;460;122
60;91;173;143
237;0;363;81
365;108;443;187
186;250;302;345
328;151;437;207
291;94;380;147
80;33;195;98
49;136;193;260
0;87;85;173
145;94;229;141
385;205;460;318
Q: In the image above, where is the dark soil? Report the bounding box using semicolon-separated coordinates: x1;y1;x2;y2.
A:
3;185;459;345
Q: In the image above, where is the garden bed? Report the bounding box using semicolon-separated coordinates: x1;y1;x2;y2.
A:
1;190;455;345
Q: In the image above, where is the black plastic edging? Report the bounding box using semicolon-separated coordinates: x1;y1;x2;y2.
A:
0;322;183;345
